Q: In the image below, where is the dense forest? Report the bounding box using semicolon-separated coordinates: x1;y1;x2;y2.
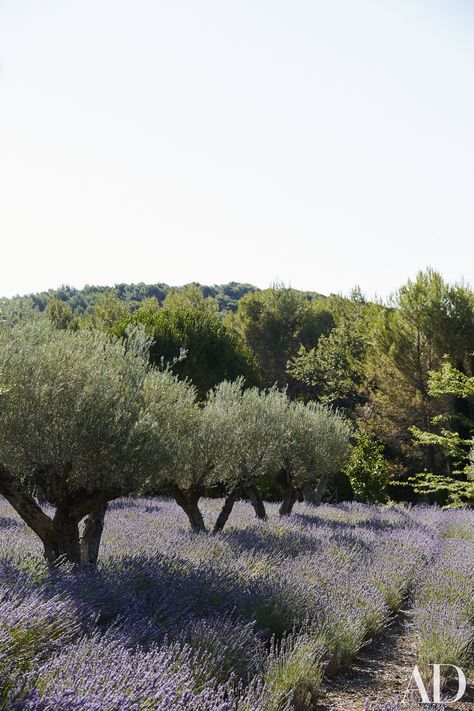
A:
0;281;259;320
0;281;322;321
1;269;473;507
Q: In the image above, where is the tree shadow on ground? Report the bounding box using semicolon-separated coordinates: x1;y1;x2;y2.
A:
0;515;20;529
293;512;408;534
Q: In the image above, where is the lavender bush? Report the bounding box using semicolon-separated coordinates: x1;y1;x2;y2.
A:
411;510;474;670
0;496;472;710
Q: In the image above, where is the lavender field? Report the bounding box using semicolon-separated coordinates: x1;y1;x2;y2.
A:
1;496;474;710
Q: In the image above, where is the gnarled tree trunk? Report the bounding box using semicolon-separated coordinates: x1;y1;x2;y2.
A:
302;483;317;506
213;487;240;533
47;493;114;567
303;473;330;507
0;464;115;568
0;463;54;548
277;468;297;516
80;503;108;568
244;484;267;520
170;485;206;532
45;507;82;566
279;484;297;516
313;472;330;506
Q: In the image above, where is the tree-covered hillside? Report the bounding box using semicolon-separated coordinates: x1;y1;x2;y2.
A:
0;281;323;321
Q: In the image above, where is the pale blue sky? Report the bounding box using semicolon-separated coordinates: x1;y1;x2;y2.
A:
1;0;473;299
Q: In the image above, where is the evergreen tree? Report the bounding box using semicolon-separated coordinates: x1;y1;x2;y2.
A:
227;285;334;388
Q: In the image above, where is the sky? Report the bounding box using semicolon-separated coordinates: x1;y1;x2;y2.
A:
1;0;473;300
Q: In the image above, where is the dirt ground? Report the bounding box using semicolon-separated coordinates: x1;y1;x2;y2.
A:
315;613;473;711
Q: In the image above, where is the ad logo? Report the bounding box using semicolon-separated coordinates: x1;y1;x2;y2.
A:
403;664;466;705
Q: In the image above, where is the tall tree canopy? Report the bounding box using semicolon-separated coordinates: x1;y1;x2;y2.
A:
0;281;258;322
227;285;334;388
3;270;474;506
364;270;474;474
409;362;474;506
112;304;261;398
287;291;378;414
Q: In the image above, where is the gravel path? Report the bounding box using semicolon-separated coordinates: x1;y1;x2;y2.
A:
315;612;473;711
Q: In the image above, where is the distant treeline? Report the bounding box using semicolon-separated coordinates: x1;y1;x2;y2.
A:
0;281;321;319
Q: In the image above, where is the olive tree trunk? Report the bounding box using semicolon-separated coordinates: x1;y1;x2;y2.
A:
244;484;267;520
80;503;108;568
303;473;330;507
213;487;240;533
0;464;114;568
170;485;206;532
313;472;330;505
47;501;110;568
279;483;297;516
277;468;297;516
302;484;317;505
0;463;55;551
46;507;82;565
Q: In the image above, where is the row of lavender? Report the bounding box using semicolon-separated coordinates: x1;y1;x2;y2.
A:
365;508;474;711
0;497;472;710
410;509;474;671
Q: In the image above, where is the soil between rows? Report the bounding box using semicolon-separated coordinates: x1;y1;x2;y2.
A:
315;612;474;711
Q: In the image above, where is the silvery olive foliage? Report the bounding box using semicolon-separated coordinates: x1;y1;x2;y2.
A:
137;368;200;490
304;402;352;483
205;379;284;490
278;397;352;489
160;391;228;495
206;382;351;523
264;393;351;515
137;373;229;531
0;322;150;493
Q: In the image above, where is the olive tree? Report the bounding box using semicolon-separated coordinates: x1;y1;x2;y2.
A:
299;403;352;507
259;393;353;515
0;323;187;567
207;380;283;532
138;371;225;532
164;401;229;532
275;397;312;516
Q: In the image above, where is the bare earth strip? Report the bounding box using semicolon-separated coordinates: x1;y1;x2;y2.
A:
315;612;474;711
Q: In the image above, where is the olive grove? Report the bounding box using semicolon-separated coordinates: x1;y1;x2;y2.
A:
0;322;353;565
